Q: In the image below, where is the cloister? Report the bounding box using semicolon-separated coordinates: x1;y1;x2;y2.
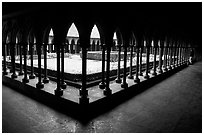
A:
2;3;200;107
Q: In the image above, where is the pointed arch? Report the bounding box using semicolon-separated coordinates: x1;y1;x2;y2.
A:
67;23;79;37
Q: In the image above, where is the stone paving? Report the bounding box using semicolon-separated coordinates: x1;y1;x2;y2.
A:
2;62;202;133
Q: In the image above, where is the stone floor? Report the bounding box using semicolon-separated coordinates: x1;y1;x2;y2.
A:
2;62;202;133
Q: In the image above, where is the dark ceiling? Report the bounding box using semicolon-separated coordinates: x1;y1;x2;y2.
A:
2;2;202;46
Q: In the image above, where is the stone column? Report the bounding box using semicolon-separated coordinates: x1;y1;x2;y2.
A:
163;40;168;72
168;41;173;70
158;40;163;74
18;43;24;75
134;40;140;83
128;44;134;79
36;42;44;88
176;43;180;67
29;42;35;79
104;43;112;96
3;42;8;75
139;43;143;76
121;41;128;88
79;46;89;104
10;42;17;79
99;45;106;89
60;42;66;89
54;42;63;96
42;43;49;83
144;39;150;79
152;40;157;76
115;43;122;83
22;42;29;83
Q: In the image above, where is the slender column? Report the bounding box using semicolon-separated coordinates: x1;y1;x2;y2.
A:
54;42;63;96
128;44;134;79
104;45;112;96
42;43;49;83
36;42;44;88
79;46;89;104
22;42;29;83
99;45;106;89
179;46;182;65
18;43;24;75
29;42;35;79
10;42;17;79
152;40;157;76
144;40;150;79
115;43;122;83
172;42;176;68
176;44;180;67
134;41;140;83
163;40;168;72
121;43;128;88
139;44;143;76
3;42;8;75
60;43;66;88
158;40;163;73
168;42;173;70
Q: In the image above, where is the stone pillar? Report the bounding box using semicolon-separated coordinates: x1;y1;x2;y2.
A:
163;40;168;72
152;40;157;76
79;46;89;104
54;42;63;96
29;42;35;79
10;42;17;79
176;43;180;67
158;40;163;74
43;43;49;83
104;42;112;96
139;43;143;76
3;42;8;75
134;40;140;83
60;42;66;89
115;43;122;83
128;44;134;79
172;41;176;68
22;42;29;83
168;41;173;70
144;39;150;79
18;43;24;75
36;42;44;88
99;45;106;89
121;41;128;88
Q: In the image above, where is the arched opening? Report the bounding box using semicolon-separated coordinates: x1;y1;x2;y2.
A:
48;28;54;53
89;24;100;52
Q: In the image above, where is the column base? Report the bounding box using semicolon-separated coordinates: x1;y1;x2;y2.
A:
152;72;157;76
104;87;112;96
79;97;89;105
43;77;50;84
29;74;36;79
54;88;63;96
60;82;67;89
115;78;122;83
3;71;8;75
36;82;44;89
167;65;172;70
139;72;143;76
163;68;168;72
157;69;163;74
22;77;29;83
144;74;149;79
18;71;24;76
11;73;18;79
121;82;128;88
99;82;106;89
128;75;134;79
134;77;140;83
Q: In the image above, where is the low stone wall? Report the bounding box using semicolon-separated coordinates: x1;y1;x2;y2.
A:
81;51;135;62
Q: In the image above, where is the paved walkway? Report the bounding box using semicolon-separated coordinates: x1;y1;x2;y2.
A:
2;62;202;133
